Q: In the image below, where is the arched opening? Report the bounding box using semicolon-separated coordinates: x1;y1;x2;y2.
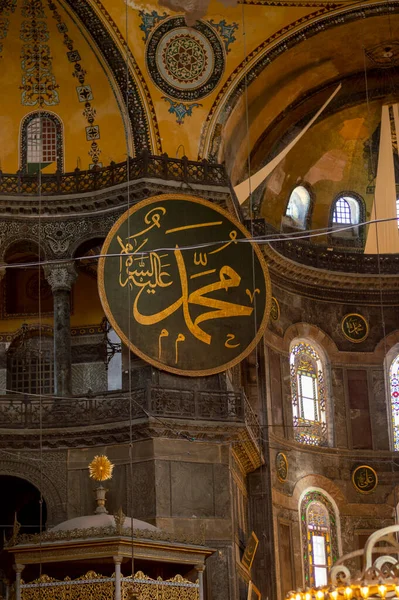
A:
7;327;54;395
20;112;63;174
4;241;51;317
284;185;312;229
0;476;47;579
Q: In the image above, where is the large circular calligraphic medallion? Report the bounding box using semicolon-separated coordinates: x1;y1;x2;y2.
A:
98;194;271;376
352;464;378;494
146;17;224;100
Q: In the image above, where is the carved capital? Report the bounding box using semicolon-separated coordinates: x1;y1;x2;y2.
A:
13;564;24;574
44;262;77;292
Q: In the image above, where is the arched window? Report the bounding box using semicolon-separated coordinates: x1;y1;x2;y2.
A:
7;330;53;395
389;353;399;450
396;198;399;229
285;185;311;228
332;196;361;225
290;341;327;446
21;112;63;173
330;193;365;243
300;491;339;588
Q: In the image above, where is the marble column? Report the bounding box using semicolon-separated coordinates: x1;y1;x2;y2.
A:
196;565;205;600
113;556;122;600
13;565;24;600
44;262;77;397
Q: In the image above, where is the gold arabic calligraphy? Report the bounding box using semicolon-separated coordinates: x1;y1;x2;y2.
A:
117;206;255;354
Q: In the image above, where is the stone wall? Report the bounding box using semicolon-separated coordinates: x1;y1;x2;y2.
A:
266;277;399;600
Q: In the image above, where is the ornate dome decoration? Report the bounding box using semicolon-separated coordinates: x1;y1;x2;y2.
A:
146;17;224;101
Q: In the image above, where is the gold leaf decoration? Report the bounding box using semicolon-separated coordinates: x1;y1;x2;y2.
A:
88;455;114;481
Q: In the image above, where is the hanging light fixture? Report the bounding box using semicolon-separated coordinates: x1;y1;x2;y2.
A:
288;525;399;600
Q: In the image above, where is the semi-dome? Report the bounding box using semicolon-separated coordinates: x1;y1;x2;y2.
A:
51;513;159;533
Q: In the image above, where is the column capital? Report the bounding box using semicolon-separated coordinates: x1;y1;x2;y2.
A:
113;556;123;565
44;261;78;292
195;564;205;573
13;564;24;574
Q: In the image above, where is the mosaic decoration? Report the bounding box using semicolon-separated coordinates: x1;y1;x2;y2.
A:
0;0;17;55
65;0;159;153
98;194;271;377
47;0;102;165
146;17;224;101
162;97;201;124
20;111;63;172
20;0;59;106
341;313;369;343
139;9;167;42
270;296;280;321
300;491;338;588
290;342;327;446
208;19;238;53
352;464;378;494
390;354;399;451
275;452;288;482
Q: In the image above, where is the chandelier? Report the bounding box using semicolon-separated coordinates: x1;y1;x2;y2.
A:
289;525;399;600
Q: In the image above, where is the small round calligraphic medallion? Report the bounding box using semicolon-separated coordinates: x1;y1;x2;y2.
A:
352;465;378;494
276;452;288;482
270;297;280;321
98;194;271;376
341;313;369;343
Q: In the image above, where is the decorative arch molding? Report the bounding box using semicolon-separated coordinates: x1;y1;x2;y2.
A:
199;1;399;161
20;111;64;173
0;459;66;527
63;0;161;154
283;323;338;357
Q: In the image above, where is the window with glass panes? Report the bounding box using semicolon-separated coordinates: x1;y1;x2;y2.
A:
27;117;57;164
290;342;327;446
390;353;399;450
332;197;352;224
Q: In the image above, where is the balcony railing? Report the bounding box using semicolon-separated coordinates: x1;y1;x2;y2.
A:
0;151;228;196
0;385;259;437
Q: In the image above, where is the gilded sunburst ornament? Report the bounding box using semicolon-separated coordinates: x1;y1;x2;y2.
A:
88;455;114;481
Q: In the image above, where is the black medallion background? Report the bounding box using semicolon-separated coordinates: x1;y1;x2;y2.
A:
146;17;225;101
98;194;270;376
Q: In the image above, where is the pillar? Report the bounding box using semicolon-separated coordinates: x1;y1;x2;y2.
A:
44;262;77;396
113;556;122;600
13;565;24;600
196;565;205;600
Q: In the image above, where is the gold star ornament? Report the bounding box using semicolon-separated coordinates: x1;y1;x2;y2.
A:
88;455;114;482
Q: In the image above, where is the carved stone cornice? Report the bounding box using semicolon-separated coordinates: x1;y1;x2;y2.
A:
264;244;399;304
44;262;78;292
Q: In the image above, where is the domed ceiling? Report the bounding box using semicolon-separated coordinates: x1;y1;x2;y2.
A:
0;0;131;172
0;0;397;185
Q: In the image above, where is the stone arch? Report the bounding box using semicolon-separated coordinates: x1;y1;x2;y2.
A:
0;459;66;527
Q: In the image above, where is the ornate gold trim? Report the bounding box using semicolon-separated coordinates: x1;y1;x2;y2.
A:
341;313;369;343
97;193;271;377
270;296;280;321
275;451;288;483
352;464;378;494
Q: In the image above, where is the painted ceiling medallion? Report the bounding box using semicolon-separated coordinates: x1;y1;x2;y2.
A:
146;17;224;101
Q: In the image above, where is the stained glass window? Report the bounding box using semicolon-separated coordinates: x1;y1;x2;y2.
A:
290;342;327;446
390;354;399;450
300;491;339;589
286;186;311;228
